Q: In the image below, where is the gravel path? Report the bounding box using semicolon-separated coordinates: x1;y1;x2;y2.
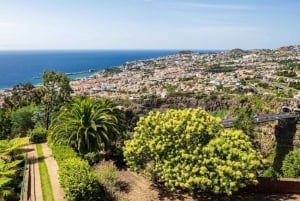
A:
41;143;65;201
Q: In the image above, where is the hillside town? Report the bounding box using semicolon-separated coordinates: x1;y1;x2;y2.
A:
70;45;300;100
1;45;300;106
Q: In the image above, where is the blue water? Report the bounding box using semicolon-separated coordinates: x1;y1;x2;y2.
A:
0;50;219;89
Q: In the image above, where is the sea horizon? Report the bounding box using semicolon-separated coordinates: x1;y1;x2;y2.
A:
0;49;222;90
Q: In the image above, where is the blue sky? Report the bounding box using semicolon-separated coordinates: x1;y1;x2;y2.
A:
0;0;299;50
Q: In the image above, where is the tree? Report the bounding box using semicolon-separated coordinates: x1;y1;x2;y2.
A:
0;110;11;140
49;97;125;155
42;71;72;130
10;105;36;136
123;109;264;195
233;106;255;139
3;82;41;110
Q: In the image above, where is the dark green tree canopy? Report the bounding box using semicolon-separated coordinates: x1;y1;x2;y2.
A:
3;82;41;110
42;71;72;129
10;105;36;136
0;110;11;140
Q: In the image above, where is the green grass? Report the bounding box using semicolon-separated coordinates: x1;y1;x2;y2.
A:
36;144;55;201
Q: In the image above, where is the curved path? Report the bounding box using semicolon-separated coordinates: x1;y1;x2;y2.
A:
41;143;65;201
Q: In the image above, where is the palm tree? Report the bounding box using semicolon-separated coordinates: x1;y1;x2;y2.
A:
50;97;125;154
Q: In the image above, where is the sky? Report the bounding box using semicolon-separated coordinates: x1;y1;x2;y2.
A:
0;0;299;50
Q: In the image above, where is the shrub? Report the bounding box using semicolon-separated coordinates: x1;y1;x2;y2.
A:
83;152;102;166
51;145;102;201
124;109;264;195
51;145;77;162
282;148;300;178
95;161;124;200
262;167;280;178
29;127;47;143
95;161;118;192
59;158;101;201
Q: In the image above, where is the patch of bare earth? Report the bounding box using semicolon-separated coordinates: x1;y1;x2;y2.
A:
116;170;300;201
117;170;194;201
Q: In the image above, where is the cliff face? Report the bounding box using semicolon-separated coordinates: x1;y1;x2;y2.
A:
133;97;238;111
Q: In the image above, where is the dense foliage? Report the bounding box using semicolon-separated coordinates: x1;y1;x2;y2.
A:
42;71;72;129
3;82;41;110
0;137;28;200
29;128;48;143
0;159;23;198
59;158;101;201
49;97;125;154
233;105;255;139
124;109;264;195
282;148;300;178
0;137;29;160
52;145;101;201
10;106;36;136
52;145;78;162
0;111;11;140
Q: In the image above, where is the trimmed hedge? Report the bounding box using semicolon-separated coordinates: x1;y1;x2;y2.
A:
51;145;102;201
29;127;47;143
52;145;78;162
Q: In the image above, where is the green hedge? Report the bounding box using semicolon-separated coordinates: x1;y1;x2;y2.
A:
282;148;300;178
51;145;102;201
29;128;47;143
52;145;77;162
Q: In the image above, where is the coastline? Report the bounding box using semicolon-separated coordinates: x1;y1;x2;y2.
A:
1;45;300;104
0;71;98;91
0;50;222;90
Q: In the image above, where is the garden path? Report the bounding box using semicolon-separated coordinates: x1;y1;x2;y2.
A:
27;144;43;201
41;143;65;201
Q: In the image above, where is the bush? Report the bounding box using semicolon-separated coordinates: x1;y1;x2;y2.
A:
95;161;118;191
282;148;300;178
95;161;123;200
262;167;280;178
29;127;47;143
109;144;126;168
124;109;264;195
59;158;101;201
51;145;102;201
83;152;102;166
52;145;77;162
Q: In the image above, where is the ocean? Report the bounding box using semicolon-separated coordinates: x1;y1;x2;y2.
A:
0;50;219;90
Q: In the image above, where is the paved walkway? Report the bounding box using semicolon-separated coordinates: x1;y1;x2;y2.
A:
41;143;65;201
27;144;43;201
